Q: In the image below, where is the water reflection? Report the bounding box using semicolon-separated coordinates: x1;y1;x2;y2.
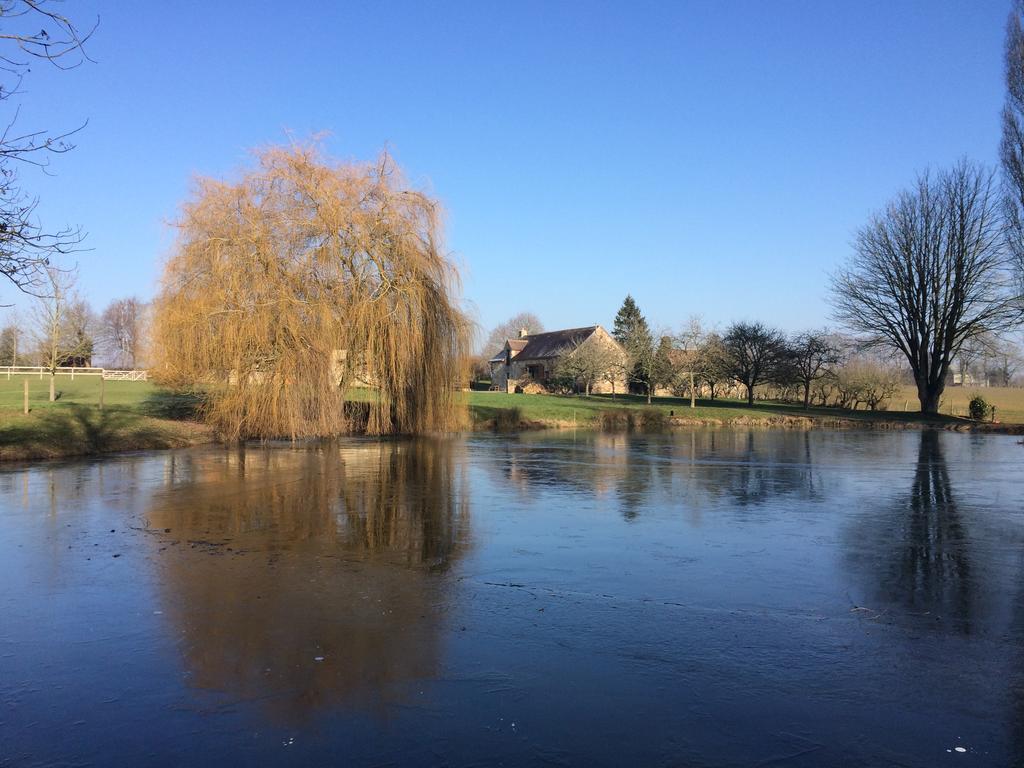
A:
485;429;824;518
4;430;1024;765
1010;572;1024;762
617;450;652;520
846;430;977;633
145;439;469;723
684;429;822;509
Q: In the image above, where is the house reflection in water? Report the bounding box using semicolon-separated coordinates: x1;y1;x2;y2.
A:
484;429;824;521
145;439;470;724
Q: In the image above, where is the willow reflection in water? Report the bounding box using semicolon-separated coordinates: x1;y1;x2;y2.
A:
145;439;469;723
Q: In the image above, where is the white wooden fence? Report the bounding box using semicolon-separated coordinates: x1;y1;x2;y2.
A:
1;366;148;381
100;369;148;381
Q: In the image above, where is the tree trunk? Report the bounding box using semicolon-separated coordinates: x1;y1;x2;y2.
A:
646;384;652;405
746;384;754;405
689;370;696;409
803;381;811;409
918;383;942;415
49;373;55;402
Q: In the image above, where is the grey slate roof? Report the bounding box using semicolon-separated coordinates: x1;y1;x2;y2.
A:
487;338;528;364
511;326;598;361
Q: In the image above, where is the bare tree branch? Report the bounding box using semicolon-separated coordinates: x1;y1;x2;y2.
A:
0;0;95;299
1001;0;1024;299
831;161;1018;414
722;321;787;405
30;264;92;399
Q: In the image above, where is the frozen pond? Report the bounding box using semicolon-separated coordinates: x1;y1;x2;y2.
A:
1;429;1023;766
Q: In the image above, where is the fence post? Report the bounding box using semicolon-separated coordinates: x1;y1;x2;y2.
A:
23;379;28;415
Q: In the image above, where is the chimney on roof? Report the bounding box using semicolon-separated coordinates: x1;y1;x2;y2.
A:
519;327;529;339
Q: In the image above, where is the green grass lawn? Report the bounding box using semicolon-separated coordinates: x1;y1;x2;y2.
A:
0;374;158;412
892;384;1024;424
463;390;977;428
0;375;1013;460
0;375;207;460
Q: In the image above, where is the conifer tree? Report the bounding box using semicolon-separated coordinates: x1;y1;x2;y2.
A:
612;295;655;401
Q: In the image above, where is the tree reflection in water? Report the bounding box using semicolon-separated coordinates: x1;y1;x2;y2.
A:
683;429;822;510
847;430;976;634
145;439;469;724
484;429;822;519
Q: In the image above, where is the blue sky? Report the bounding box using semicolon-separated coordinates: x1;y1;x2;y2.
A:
6;0;1012;342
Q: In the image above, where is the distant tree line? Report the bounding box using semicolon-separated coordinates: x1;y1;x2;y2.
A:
481;293;942;411
0;266;149;400
601;296;913;411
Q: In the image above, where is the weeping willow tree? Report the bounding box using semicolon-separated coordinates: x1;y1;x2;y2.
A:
152;144;470;439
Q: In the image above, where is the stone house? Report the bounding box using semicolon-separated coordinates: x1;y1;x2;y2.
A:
488;325;628;394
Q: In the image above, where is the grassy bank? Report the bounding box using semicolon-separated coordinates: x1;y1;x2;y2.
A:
892;384;1024;423
465;390;1020;432
2;375;1019;462
0;376;211;461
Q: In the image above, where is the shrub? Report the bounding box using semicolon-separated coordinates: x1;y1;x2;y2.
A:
831;359;901;411
968;395;992;421
492;407;522;431
598;408;667;432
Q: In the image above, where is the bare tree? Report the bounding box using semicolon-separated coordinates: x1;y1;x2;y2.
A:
0;308;19;364
554;337;617;396
599;355;626;398
0;323;15;363
63;296;93;363
832;162;1019;414
952;332;999;386
675;315;706;408
483;312;543;356
1002;0;1024;299
832;357;902;411
99;296;144;368
694;330;730;400
31;265;90;400
0;1;96;298
983;338;1023;386
722;321;787;405
788;330;841;408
